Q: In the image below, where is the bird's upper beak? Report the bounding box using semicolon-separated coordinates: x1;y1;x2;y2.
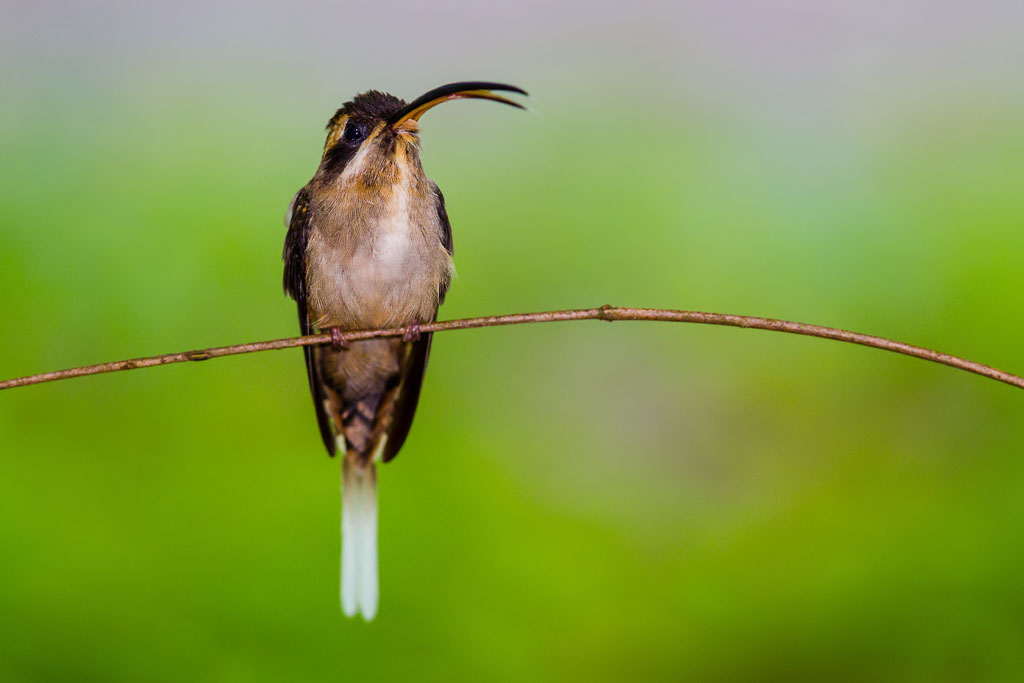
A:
388;81;528;130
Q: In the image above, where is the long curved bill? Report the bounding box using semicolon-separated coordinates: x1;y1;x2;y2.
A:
388;81;528;128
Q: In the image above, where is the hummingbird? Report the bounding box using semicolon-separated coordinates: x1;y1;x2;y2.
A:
282;82;527;619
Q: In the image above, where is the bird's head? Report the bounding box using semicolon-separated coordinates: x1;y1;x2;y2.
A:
317;82;527;189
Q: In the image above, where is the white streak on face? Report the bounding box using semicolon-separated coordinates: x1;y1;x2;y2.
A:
338;140;375;185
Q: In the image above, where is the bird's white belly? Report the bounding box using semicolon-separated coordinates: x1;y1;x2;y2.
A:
310;218;442;330
372;222;414;275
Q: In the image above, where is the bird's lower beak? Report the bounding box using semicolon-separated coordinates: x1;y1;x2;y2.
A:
388;81;527;129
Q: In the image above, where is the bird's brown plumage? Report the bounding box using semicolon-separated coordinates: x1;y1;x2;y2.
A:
282;82;524;619
283;101;453;464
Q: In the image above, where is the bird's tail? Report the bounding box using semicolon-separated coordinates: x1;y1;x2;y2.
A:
341;456;378;620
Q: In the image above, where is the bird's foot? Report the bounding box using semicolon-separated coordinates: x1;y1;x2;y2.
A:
402;321;422;343
330;327;349;351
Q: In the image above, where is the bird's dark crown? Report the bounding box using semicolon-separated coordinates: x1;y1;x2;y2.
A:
327;90;406;130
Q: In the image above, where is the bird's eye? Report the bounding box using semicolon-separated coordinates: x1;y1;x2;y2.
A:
342;122;368;144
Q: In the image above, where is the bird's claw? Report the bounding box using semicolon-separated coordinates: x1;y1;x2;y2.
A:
402;321;422;343
331;327;349;351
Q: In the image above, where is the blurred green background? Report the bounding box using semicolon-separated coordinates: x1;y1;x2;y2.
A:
2;1;1024;681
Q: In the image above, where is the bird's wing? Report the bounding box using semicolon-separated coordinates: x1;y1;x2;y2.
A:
434;183;454;301
376;186;454;463
283;187;337;455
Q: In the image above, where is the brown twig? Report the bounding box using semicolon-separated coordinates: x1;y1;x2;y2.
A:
1;306;1021;391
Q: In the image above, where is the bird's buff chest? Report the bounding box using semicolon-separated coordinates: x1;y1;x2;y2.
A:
305;180;451;330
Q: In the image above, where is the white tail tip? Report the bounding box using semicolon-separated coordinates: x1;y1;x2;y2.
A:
341;459;378;620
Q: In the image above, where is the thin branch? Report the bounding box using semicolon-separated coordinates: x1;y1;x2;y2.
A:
1;305;1021;391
